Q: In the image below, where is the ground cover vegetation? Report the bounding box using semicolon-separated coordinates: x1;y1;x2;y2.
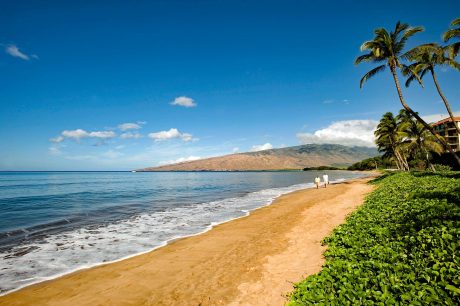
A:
289;171;460;305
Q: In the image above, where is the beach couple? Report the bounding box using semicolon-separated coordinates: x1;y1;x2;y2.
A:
314;174;329;189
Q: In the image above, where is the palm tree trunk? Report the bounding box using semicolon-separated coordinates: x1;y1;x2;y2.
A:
394;153;401;170
390;144;402;170
430;68;460;136
402;153;410;170
425;150;436;172
389;65;460;166
395;149;407;171
395;157;402;170
404;156;409;170
398;148;409;170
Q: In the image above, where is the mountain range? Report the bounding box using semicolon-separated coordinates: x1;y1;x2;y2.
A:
138;144;378;171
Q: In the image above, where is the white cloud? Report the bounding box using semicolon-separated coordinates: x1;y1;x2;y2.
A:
62;129;89;140
180;133;194;142
5;45;32;60
120;132;142;139
158;155;201;165
88;131;117;139
118;122;142;131
48;146;62;155
170;96;197;108
49;136;64;143
232;147;240;153
250;143;273;152
422;111;460;124
56;129;116;142
148;128;180;141
148;128;196;142
296;120;377;147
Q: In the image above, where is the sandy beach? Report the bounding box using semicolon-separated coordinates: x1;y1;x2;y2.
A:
0;176;376;306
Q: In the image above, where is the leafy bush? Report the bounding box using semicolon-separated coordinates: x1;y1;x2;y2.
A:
288;172;460;305
431;153;460;171
432;164;453;172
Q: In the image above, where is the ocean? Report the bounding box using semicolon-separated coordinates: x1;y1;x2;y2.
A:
0;170;366;294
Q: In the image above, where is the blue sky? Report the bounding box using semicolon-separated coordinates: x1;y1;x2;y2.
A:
1;0;459;170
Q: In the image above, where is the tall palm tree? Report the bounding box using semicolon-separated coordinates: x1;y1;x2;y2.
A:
375;112;408;170
403;43;460;136
443;17;460;58
402;118;443;171
355;21;460;165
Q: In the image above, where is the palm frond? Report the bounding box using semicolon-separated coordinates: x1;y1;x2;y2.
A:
443;57;460;71
443;17;460;43
419;67;429;79
375;28;391;41
360;39;386;53
359;65;386;88
401;43;438;61
424;140;444;155
401;64;425;88
447;42;460;58
402;26;424;40
354;53;375;65
443;29;460;42
400;63;416;76
398;27;424;53
392;21;409;39
405;73;419;88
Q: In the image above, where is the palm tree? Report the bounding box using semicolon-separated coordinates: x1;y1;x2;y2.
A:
443;17;460;58
401;118;443;171
375;112;408;170
395;109;414;169
355;21;460;165
403;43;460;136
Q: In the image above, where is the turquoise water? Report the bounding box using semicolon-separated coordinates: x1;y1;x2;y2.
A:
0;170;366;293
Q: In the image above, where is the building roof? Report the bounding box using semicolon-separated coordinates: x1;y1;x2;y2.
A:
432;116;460;127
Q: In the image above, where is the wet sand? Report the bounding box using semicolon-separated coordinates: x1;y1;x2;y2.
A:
0;176;376;306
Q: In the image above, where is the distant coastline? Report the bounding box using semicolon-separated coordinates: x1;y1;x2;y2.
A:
138;144;378;172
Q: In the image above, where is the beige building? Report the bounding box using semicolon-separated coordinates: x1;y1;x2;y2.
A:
432;117;460;151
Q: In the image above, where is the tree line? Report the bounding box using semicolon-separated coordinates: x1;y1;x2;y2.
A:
374;110;443;171
355;18;460;166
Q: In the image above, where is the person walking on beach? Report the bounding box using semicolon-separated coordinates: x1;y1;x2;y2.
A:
314;176;321;189
323;173;329;188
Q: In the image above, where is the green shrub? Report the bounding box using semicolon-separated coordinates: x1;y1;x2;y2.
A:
288;172;460;305
432;164;453;172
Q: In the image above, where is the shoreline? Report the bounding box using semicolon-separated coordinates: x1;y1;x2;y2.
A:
0;173;368;296
0;174;377;305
